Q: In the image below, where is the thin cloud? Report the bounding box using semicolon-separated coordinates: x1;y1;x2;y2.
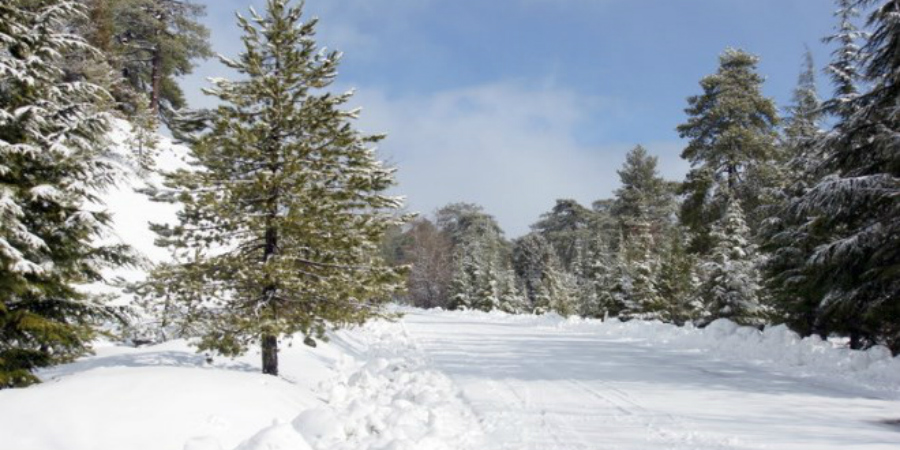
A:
349;81;686;237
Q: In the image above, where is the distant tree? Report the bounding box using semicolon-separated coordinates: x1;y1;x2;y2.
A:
677;48;780;251
512;233;574;315
618;220;666;320
400;219;453;309
656;227;701;324
531;199;595;270
0;0;132;388
698;197;766;326
147;0;406;376
612;145;676;239
438;203;517;312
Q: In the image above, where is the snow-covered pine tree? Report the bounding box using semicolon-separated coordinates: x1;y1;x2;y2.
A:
698;197;766;326
596;231;632;319
497;268;527;314
531;199;595;271
656;227;701;324
572;232;611;318
761;51;828;337
90;0;213;118
512;233;575;316
608;145;676;320
619;220;665;320
822;0;868;119
612;145;676;239
790;0;900;352
0;0;131;388
439;203;516;312
148;0;406;376
677;49;780;251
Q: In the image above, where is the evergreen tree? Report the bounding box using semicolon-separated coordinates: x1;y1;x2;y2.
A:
761;51;828;337
698;197;766;326
531;199;595;270
823;0;868;119
790;0;900;352
0;1;131;388
677;49;780;251
656;227;701;324
572;232;612;318
619;220;665;320
512;233;574;315
437;203;519;312
612;145;676;240
78;0;212;118
148;0;405;376
596;238;631;319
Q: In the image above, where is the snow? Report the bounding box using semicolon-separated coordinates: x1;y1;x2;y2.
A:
79;119;188;300
2;306;898;450
401;309;900;449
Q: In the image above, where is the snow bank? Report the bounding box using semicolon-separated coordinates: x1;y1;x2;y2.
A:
0;340;323;450
231;320;484;450
407;307;900;396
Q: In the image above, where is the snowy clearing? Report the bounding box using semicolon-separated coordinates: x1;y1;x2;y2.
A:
1;308;899;450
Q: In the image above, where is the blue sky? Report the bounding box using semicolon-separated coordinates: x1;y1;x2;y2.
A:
183;0;840;237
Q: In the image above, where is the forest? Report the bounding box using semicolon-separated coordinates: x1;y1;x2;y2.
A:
1;0;898;392
382;0;899;356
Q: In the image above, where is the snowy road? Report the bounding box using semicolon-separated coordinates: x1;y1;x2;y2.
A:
401;311;900;450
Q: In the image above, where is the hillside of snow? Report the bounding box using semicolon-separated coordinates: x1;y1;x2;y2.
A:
80;119;188;302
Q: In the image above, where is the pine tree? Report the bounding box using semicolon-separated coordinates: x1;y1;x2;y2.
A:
698;197;766;326
612;145;676;239
761;51;828;337
619;220;665;320
656;227;701;324
512;233;576;316
823;0;868;119
79;0;212;118
597;238;631;319
677;49;780;251
790;0;900;352
572;232;611;318
148;0;405;376
531;199;595;270
438;203;517;312
0;1;131;388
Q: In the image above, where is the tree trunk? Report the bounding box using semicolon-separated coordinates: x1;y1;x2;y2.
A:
149;45;162;115
261;334;278;376
849;328;863;350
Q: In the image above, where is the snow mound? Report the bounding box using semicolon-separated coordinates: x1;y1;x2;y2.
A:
405;307;900;396
233;422;313;450
230;320;484;450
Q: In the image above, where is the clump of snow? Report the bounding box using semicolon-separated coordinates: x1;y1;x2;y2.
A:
230;319;484;450
233;422;313;450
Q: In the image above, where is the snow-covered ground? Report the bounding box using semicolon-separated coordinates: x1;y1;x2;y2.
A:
2;308;898;450
402;309;900;450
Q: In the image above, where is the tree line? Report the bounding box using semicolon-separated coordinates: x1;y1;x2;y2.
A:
386;0;900;355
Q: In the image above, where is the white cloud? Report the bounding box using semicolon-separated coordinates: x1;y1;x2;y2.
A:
348;81;686;237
